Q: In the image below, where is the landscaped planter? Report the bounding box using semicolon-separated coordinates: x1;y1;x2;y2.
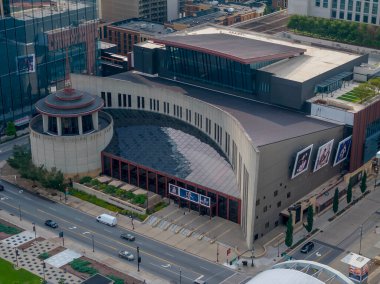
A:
73;182;147;215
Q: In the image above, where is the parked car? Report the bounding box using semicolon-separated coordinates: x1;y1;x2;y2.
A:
120;233;135;241
44;220;58;229
118;250;134;261
300;241;314;253
0;184;4;191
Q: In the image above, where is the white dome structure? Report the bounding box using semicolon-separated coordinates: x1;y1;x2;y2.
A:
247;260;354;284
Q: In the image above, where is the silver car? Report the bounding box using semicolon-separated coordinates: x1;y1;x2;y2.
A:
118;250;135;261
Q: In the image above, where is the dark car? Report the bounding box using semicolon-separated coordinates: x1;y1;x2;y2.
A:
300;241;314;253
0;184;4;191
120;233;135;241
45;220;58;228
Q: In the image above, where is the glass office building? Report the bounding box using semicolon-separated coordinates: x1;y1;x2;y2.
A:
0;0;98;124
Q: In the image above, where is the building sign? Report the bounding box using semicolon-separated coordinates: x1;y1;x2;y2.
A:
14;115;30;126
291;144;313;179
333;136;352;166
16;54;35;74
313;139;334;172
168;183;211;207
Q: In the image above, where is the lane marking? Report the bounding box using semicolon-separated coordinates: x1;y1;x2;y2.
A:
103;228;112;233
2;197;229;275
200;266;209;271
48;206;56;211
149;262;197;281
165;253;174;257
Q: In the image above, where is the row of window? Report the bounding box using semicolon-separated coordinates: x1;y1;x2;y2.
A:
331;9;378;23
101;90;252;231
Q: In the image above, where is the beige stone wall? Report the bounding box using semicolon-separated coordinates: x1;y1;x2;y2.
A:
99;0;139;22
71;74;260;249
30;112;113;177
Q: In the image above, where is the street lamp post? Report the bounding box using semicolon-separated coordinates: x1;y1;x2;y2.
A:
137;246;141;272
374;151;380;189
131;216;135;230
91;234;95;252
277;241;280;258
251;246;254;267
42;261;46;281
32;222;36;239
18;203;22;221
179;267;182;284
216;242;219;263
15;248;19;267
359;225;363;255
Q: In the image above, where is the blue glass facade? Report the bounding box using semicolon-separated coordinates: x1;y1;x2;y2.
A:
159;46;278;94
364;118;380;163
0;0;98;123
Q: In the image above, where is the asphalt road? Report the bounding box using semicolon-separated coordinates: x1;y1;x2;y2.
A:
0;181;234;284
0;135;29;161
289;239;344;265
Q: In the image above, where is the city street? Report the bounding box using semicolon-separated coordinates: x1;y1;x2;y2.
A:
0;181;235;284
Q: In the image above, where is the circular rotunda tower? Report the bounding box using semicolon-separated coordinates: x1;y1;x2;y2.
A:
30;88;113;176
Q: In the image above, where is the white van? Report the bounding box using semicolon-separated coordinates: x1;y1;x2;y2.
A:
96;214;117;227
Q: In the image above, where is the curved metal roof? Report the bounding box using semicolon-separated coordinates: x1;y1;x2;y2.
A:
104;109;239;198
247;269;324;284
35;88;104;117
154;33;305;64
247;260;354;284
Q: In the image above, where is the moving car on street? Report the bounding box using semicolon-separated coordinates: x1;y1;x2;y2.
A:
118;250;134;261
120;233;135;241
44;220;58;228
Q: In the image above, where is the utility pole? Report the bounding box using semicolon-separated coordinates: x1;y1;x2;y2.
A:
137;246;141;272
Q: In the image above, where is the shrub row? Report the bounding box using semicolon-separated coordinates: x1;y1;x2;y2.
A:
0;223;22;235
288;15;380;49
69;188;148;221
79;176;147;205
70;259;98;275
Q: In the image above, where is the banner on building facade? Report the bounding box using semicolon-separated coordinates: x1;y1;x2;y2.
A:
168;183;210;207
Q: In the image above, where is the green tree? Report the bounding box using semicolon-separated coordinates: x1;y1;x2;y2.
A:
346;180;353;204
304;205;314;233
58;278;65;284
360;171;367;194
333;188;339;214
5;121;16;137
285;213;293;247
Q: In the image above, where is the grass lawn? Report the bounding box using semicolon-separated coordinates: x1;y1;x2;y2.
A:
337;90;363;103
0;258;42;284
